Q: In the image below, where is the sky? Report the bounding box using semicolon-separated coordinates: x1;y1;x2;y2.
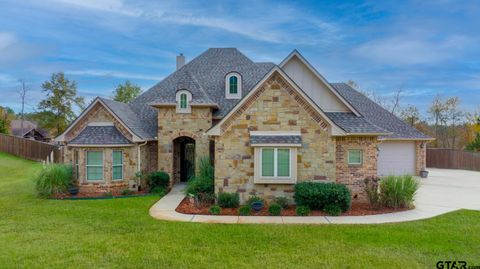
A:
0;0;479;117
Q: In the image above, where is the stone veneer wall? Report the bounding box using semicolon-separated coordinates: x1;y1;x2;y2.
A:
214;74;336;203
335;136;378;201
157;107;212;185
415;141;426;175
64;146;137;194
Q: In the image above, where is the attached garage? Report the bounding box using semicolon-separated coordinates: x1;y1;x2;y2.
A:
377;141;416;176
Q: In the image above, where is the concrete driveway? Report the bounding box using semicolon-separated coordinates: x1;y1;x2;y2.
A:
416;168;480;211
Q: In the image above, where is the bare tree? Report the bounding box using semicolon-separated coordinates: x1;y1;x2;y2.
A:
428;95;447;147
445;97;464;149
17;79;29;136
390;89;403;115
400;105;420;126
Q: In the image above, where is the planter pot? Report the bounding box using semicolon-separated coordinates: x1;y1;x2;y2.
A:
251;201;264;212
420;170;429;178
68;186;79;196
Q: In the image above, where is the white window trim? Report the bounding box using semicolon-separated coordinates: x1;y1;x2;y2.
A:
175;90;192;113
254;147;297;184
348;149;363;165
225;72;242;99
112;150;123;181
86;150;104;181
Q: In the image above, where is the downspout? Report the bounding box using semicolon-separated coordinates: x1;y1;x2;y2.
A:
137;141;148;173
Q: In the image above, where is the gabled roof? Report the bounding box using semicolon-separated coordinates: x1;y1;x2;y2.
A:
330;83;433;140
279;50;360;116
55;98;147;142
206;66;349;136
69;126;133;145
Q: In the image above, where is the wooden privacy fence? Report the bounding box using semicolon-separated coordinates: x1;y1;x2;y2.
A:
427;148;480;171
0;133;62;162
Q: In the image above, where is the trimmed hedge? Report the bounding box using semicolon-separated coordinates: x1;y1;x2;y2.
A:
147;171;170;190
294;182;351;212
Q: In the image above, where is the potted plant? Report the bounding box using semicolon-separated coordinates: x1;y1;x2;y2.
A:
420;170;429;178
68;182;79;196
247;196;264;212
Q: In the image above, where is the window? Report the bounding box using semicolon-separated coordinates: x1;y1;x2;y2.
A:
176;89;192;113
225;72;241;99
254;147;296;184
86;151;103;180
229;76;238;94
348;149;362;165
74;150;79;180
180;93;187;109
112;150;123;180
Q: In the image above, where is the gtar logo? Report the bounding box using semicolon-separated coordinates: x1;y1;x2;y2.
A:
436;261;467;269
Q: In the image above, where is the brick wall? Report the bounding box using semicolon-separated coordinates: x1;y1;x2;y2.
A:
335;136;378;201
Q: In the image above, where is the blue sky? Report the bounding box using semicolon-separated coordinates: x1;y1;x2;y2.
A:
0;0;479;116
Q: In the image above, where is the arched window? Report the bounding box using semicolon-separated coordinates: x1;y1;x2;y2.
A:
225;72;241;99
176;90;192;113
180;93;187;109
229;76;238;94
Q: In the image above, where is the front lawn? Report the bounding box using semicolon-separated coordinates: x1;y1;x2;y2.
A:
0;152;479;268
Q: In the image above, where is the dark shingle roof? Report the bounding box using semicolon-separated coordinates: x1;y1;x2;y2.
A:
325;112;388;134
129;48;275;136
99;98;154;140
70;126;132;145
330;83;432;139
250;135;302;145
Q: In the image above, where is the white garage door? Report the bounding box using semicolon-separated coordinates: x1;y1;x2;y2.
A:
378;141;415;176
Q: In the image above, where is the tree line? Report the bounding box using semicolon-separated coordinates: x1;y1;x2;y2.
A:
0;72;142;137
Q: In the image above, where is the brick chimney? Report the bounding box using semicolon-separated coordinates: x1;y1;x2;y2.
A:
176;53;185;70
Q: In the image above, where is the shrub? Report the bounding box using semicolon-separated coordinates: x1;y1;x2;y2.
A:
324;204;342;216
379;175;419;209
121;189;133;196
150;186;165;195
238;205;251;216
184;176;214;196
274;196;289;209
34;164;73;198
246;195;264;206
147;171;170;190
268;203;282;216
197;157;214;179
296;206;310;216
196;192;216;205
208;205;221;215
294;182;351;212
364;176;381;208
217;192;240;208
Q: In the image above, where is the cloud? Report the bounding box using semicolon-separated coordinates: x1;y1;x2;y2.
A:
0;32;45;66
354;35;471;65
0;73;17;86
48;0;140;16
65;69;162;81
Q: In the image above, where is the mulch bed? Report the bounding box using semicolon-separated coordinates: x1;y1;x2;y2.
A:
51;188;170;200
176;197;410;216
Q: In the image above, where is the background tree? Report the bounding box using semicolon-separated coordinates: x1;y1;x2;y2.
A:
400;105;420;127
38;72;85;135
0;106;15;134
112;80;142;103
17;79;28;136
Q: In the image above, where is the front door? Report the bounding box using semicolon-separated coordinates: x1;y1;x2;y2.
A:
181;142;195;181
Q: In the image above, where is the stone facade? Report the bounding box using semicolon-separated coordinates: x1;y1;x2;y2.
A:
64;146;137;194
415;141;427;175
335;136;378;201
156;106;212;185
214;73;336;202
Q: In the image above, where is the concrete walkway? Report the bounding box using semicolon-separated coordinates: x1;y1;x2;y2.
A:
149;168;480;224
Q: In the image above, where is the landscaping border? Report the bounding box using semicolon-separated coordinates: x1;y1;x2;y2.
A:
149;183;457;224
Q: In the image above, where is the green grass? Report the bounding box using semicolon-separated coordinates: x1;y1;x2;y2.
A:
0;152;479;268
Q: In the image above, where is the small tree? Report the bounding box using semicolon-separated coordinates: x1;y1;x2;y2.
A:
401;105;420;127
112;80;142;103
38;73;85;135
0;106;15;134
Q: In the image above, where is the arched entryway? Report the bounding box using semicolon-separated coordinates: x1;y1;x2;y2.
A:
173;136;195;183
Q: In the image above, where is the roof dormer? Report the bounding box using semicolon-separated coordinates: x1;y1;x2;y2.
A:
225;72;242;99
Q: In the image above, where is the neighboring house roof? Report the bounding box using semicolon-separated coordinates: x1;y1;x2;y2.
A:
69;126;132;145
10;120;50;138
330;83;433;140
250;135;302;145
